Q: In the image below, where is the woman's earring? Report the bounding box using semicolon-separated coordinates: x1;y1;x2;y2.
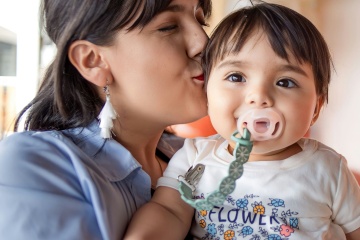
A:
98;85;117;139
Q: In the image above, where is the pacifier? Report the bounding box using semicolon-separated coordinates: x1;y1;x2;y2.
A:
237;108;284;141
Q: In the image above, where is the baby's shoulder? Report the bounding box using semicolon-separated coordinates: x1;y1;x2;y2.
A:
183;134;224;150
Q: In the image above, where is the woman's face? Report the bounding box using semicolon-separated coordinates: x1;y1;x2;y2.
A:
103;0;208;132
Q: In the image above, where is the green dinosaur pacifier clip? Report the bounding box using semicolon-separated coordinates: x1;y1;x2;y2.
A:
178;128;253;211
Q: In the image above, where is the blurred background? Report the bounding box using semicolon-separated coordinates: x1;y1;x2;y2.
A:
0;0;359;175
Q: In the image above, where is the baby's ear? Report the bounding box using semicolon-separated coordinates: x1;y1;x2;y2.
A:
68;40;111;87
310;96;325;126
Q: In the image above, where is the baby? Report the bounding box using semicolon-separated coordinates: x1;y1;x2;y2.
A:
125;2;360;239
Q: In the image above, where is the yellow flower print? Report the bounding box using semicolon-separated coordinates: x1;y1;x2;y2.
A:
199;210;207;217
224;230;235;240
253;202;265;215
199;219;206;228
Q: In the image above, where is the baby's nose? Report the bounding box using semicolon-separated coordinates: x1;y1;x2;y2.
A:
245;86;273;107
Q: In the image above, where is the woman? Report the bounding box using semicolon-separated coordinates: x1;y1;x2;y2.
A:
0;0;211;239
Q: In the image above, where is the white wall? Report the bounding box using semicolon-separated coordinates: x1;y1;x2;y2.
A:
0;0;41;113
311;0;360;173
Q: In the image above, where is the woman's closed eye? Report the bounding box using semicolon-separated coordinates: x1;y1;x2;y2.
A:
276;78;298;88
158;24;178;32
225;73;246;83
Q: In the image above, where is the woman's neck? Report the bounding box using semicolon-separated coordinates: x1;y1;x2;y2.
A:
112;122;166;186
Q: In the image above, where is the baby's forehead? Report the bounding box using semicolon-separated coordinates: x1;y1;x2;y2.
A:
211;32;289;61
211;50;307;72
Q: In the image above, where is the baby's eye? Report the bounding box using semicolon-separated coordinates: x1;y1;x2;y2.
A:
158;25;178;32
226;73;246;83
277;78;297;88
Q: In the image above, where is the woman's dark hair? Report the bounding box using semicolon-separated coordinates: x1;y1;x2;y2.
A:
15;0;212;131
203;1;332;103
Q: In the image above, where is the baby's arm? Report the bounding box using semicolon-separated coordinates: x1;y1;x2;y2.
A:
124;186;194;239
346;227;360;240
125;137;200;239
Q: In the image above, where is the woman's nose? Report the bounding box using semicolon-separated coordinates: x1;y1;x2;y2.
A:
245;86;273;107
186;24;208;59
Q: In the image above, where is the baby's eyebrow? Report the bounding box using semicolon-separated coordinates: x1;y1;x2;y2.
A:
215;60;247;69
216;60;309;77
279;64;308;77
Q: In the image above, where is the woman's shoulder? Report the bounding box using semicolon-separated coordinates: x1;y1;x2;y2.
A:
0;130;109;239
0;130;82;160
0;130;67;158
0;130;90;196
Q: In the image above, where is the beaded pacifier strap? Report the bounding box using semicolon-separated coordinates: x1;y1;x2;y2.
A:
178;128;253;211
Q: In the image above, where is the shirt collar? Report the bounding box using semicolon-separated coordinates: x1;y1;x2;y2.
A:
63;120;141;182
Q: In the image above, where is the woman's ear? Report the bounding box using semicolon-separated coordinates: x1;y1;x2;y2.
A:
68;40;111;87
310;96;325;126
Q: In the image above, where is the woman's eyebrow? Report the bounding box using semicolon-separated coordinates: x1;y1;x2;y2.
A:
161;1;202;14
162;4;184;13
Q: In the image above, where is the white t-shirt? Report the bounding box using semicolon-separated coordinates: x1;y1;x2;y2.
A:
157;135;360;239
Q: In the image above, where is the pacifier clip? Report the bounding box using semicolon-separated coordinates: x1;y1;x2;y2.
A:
178;128;253;211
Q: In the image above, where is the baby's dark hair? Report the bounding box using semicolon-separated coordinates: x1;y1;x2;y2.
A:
203;1;332;103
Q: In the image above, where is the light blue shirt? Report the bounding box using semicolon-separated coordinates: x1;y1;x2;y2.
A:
0;121;151;240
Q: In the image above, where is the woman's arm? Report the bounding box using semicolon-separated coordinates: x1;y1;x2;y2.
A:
124;186;194;240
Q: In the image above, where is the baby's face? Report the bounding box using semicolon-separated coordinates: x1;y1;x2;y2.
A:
206;32;322;161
